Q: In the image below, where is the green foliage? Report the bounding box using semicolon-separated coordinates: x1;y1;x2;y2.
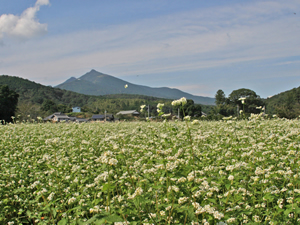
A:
212;88;264;118
41;99;58;113
0;85;19;123
215;89;226;105
228;88;258;104
172;99;202;118
266;86;300;119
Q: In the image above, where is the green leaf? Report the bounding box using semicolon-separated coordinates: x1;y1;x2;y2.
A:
94;219;107;225
46;164;57;170
102;183;115;191
52;207;57;218
208;198;216;203
105;214;123;222
225;184;231;190
57;218;68;225
26;210;32;218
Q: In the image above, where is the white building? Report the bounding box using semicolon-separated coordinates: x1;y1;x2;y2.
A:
72;106;81;113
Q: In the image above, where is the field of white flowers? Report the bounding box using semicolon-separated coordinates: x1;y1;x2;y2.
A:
1;115;300;224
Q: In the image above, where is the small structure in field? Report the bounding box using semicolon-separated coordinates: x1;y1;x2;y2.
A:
43;112;70;122
91;114;114;122
72;106;81;113
116;110;140;116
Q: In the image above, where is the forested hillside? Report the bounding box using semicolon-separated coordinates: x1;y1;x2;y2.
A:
265;86;300;119
0;75;206;120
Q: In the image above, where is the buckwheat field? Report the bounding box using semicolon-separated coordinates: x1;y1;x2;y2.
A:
1;114;300;224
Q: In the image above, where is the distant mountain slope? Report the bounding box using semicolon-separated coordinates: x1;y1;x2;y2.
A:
265;86;300;118
56;69;215;105
0;75;101;106
0;74;177;108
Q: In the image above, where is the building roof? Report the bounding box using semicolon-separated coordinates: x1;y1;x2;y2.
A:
54;115;70;119
92;114;114;119
116;110;139;115
91;114;105;119
76;118;88;122
43;112;66;121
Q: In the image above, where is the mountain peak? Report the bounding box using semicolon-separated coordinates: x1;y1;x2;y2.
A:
80;69;108;78
56;70;216;105
61;76;77;85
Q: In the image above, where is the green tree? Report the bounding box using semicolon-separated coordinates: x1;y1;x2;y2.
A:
215;89;226;105
172;99;202;118
41;99;58;113
0;85;19;123
276;92;300;119
228;88;258;104
228;88;264;115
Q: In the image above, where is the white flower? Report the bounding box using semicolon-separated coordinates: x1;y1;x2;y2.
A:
157;103;164;108
162;113;171;118
184;115;191;121
171;97;187;106
228;175;234;181
238;97;246;104
178;197;188;204
192;120;200;125
68;197;76;204
140;105;146;112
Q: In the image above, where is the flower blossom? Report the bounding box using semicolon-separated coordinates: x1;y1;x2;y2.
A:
172;97;187;106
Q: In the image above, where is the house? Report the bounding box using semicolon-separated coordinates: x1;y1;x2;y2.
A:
72;106;81;113
116;110;140;116
75;118;88;123
43;112;70;122
44;113;88;123
91;114;114;122
53;114;70;122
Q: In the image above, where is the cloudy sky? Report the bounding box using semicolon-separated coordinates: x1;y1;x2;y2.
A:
0;0;299;98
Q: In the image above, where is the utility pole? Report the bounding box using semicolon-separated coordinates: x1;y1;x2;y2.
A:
105;110;107;122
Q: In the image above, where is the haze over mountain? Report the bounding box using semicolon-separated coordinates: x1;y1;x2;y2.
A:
56;70;215;105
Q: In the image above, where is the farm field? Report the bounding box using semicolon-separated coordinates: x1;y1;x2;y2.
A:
1;116;300;224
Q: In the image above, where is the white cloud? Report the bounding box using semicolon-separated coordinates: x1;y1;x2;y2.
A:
0;0;49;42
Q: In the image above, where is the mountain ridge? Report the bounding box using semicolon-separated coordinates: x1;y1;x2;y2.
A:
56;69;216;105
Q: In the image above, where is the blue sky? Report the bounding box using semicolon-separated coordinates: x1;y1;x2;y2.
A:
0;0;300;99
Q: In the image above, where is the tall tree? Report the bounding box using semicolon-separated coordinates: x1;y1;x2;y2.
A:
0;85;19;123
228;88;264;115
215;89;226;105
172;99;202;118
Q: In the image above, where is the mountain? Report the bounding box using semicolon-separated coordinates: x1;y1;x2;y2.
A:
0;75;101;106
56;69;215;105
